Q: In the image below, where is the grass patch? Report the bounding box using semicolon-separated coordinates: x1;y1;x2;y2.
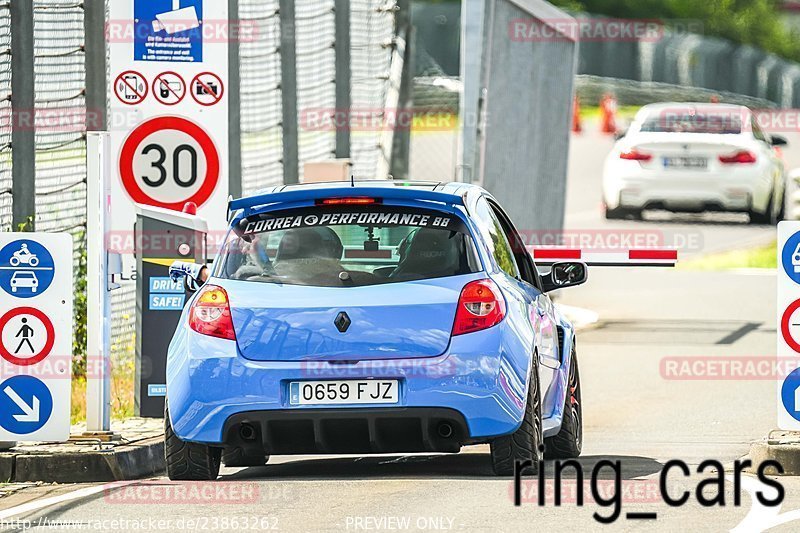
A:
70;360;135;424
679;241;777;271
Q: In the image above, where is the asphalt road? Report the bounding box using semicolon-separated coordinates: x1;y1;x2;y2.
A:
1;130;798;532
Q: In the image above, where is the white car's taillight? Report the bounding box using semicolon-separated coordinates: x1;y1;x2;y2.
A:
619;149;652;162
719;150;756;164
189;285;236;341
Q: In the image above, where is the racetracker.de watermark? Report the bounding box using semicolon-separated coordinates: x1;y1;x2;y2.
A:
300;359;457;379
657;106;800;133
106;20;260;43
103;481;274;505
518;229;703;254
299;107;470;132
660;357;800;380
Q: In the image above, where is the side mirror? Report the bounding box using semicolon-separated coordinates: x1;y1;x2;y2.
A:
169;261;207;293
771;135;788;147
614;129;628;141
541;262;588;292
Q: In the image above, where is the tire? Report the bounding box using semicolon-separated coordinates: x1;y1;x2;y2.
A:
490;356;543;476
9;257;18;267
165;407;222;481
545;347;583;459
777;191;786;222
222;447;269;468
749;193;775;225
605;204;642;221
604;204;628;220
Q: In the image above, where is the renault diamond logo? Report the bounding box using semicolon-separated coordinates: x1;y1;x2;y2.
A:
334;312;351;333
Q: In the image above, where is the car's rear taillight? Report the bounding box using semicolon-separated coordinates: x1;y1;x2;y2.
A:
719;150;756;164
619;149;652;162
452;279;506;336
189;285;236;341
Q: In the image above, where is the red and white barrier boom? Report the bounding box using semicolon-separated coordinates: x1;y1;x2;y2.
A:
529;247;678;267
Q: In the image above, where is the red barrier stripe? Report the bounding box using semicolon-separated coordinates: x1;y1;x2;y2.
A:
533;249;582;260
628;250;678;261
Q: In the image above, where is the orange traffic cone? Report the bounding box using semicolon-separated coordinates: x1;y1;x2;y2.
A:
600;93;618;134
572;95;582;134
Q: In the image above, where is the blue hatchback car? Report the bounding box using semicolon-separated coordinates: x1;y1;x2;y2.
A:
166;181;587;480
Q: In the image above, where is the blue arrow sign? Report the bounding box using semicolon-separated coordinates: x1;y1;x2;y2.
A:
0;239;56;298
0;376;54;435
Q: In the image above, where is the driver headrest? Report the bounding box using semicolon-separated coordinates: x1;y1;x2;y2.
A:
276;227;343;261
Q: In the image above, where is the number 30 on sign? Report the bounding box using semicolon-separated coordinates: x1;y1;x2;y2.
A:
119;116;220;211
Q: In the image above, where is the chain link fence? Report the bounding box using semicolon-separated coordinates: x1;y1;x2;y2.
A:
33;0;86;249
240;0;283;195
0;3;10;232
350;0;395;179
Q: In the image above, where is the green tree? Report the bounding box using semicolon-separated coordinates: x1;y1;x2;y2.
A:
550;0;800;62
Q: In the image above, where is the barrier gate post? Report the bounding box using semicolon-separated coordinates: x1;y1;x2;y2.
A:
135;205;207;418
85;132;121;437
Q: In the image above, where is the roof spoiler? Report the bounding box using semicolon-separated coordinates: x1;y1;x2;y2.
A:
229;187;465;216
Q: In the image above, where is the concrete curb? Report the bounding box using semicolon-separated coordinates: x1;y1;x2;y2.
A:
748;430;800;476
0;436;165;483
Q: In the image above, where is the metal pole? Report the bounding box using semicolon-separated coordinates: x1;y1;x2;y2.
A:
279;0;299;184
390;0;412;181
458;0;487;184
84;0;107;132
334;0;351;159
228;0;243;198
85;133;112;433
10;0;35;229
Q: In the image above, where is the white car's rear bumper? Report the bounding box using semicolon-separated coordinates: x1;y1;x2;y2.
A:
603;163;772;213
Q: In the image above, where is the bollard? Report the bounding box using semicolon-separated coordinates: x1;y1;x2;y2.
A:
599;93;618;134
572;95;582;134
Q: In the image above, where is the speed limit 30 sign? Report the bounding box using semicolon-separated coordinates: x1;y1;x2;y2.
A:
119;116;220;211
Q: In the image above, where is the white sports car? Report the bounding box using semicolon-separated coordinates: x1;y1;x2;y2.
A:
602;103;787;224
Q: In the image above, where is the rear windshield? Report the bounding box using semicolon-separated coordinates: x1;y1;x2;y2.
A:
214;205;480;287
640;111;742;134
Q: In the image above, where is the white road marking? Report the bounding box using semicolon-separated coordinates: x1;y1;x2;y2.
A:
0;481;136;521
729;475;800;532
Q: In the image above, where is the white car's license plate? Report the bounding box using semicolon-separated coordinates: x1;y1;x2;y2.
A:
289;380;399;405
663;156;708;169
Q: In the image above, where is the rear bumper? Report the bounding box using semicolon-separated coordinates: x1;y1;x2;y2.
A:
603;164;770;213
222;408;469;454
166;323;535;447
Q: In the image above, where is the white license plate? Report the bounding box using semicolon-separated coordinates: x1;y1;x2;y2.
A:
289;380;399;405
663;156;708;169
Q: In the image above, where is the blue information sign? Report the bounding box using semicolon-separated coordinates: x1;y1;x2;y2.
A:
0;240;56;298
134;0;204;63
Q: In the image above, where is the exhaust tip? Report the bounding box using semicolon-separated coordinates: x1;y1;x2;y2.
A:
437;422;454;439
239;423;257;441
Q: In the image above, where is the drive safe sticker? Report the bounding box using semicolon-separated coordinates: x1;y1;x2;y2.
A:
149;293;186;311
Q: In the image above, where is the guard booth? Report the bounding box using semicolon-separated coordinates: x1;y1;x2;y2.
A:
135;204;208;418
